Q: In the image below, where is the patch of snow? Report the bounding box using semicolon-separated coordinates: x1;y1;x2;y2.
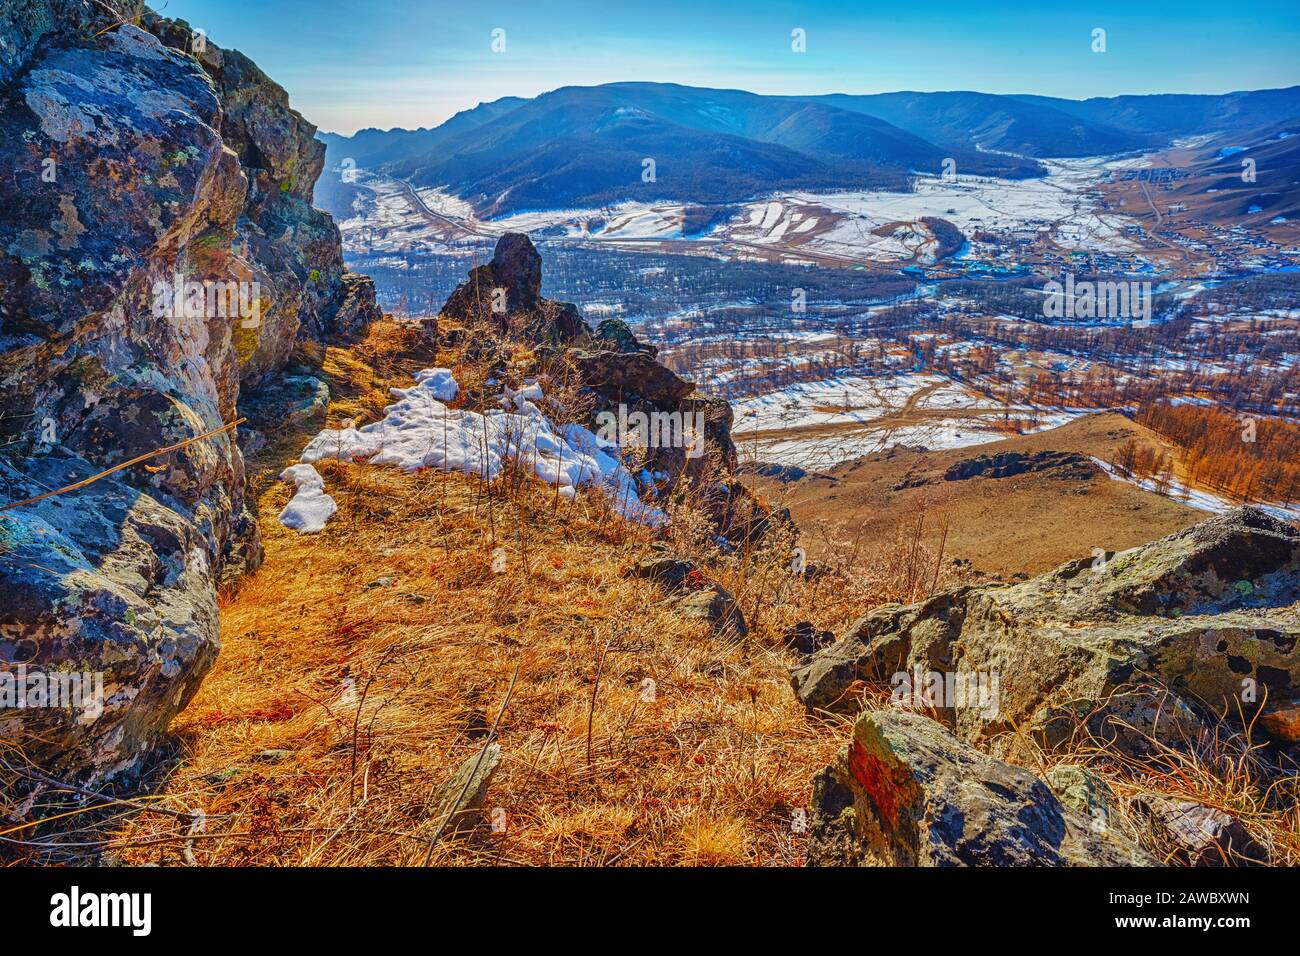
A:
298;368;664;525
414;367;458;401
278;464;337;533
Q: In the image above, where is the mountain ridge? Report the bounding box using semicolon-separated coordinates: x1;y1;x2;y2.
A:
320;81;1300;219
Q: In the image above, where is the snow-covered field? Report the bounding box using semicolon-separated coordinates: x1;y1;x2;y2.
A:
338;179;472;253
776;157;1141;257
491;203;685;240
733;373;947;433
339;173;691;248
747;423;1002;471
413;186;475;220
338;154;1143;262
731;373;1080;470
727;200;950;262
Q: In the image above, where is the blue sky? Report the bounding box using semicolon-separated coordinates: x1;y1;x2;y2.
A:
156;0;1300;135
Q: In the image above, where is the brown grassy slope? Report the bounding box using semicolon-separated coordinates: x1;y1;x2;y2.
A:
111;321;948;865
753;413;1206;579
92;322;1300;867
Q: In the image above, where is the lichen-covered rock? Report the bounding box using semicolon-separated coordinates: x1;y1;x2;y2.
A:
326;272;383;343
1044;764;1121;828
0;463;222;782
0;7;374;784
592;318;655;355
0;0;127;86
143;13;381;384
793;509;1300;759
792;589;972;713
0;18;261;782
807;709;1151;866
241;375;331;431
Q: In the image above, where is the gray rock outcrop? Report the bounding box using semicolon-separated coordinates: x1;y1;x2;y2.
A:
439;232;587;345
0;4;378;783
793;508;1300;760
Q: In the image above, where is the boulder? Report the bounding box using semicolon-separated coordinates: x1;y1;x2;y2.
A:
942;450;1099;482
783;621;836;656
626;553;748;638
241;375;331;432
1132;796;1264;866
325;272;383;342
628;555;698;591
439;233;587;344
807;709;1151;866
1257;698;1300;743
670;586;748;639
553;346;738;483
592;318;655;356
564;348;695;406
793;509;1300;759
0;469;225;783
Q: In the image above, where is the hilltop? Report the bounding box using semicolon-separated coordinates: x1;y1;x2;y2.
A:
751;412;1207;578
3;3;1299;872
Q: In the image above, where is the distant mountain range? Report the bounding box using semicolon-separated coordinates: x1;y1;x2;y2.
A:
318;82;1300;219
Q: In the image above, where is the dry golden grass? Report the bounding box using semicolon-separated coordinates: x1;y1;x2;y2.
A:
100;322;877;866
104;457;853;865
1020;693;1300;866
18;318;1291;867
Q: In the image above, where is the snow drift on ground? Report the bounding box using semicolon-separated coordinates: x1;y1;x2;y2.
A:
280;368;664;532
